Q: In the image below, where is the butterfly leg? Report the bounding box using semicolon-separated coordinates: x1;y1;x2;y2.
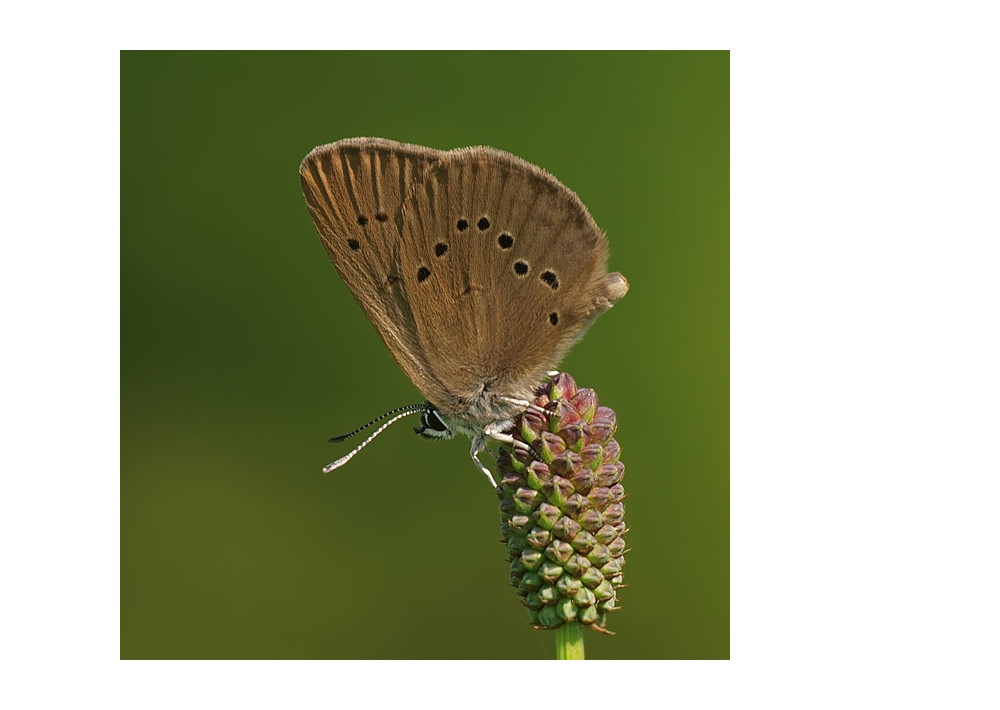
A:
483;422;539;461
497;396;549;417
469;433;498;488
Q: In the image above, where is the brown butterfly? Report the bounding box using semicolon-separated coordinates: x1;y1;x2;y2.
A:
300;138;627;485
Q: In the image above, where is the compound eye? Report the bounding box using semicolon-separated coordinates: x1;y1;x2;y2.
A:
424;409;448;432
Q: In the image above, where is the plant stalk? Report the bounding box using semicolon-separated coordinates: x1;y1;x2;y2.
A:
555;622;585;660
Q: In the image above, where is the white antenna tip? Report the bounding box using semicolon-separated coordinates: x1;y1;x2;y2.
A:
322;456;350;474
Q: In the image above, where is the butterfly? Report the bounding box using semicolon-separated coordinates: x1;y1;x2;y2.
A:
300;138;627;484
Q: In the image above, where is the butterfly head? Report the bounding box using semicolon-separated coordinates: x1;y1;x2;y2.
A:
323;393;524;486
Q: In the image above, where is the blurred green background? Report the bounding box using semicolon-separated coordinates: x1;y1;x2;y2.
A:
121;51;729;659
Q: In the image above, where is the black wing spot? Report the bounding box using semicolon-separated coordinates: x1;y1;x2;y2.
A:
457;219;469;231
435;242;448;257
498;233;514;249
549;312;559;325
541;270;559;289
514;261;529;276
347;239;360;251
477;217;490;231
375;213;389;222
357;215;368;226
417;267;431;282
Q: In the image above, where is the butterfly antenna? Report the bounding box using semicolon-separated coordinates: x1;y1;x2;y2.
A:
327;403;428;443
322;407;427;473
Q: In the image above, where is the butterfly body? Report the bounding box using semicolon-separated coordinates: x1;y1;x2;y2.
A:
300;138;627;482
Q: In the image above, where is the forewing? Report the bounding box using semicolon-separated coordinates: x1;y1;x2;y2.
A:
299;138;452;402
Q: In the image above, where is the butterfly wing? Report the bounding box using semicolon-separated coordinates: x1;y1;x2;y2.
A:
398;147;628;417
299;138;452;402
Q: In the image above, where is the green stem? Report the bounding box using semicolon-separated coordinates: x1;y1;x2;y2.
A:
555;622;585;660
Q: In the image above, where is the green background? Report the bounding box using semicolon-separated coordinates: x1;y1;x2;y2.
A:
121;51;729;659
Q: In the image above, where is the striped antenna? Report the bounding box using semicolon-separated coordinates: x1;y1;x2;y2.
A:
327;403;428;443
322;407;427;473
